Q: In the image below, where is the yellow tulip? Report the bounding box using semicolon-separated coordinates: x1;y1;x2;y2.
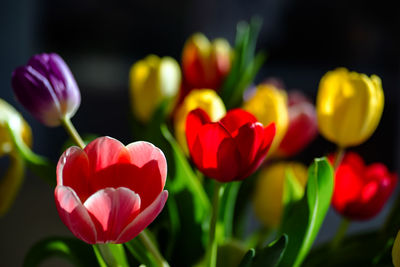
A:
252;161;308;228
243;84;289;155
174;89;226;154
0;98;32;216
182;33;232;91
129;54;181;123
316;68;384;147
393;231;400;267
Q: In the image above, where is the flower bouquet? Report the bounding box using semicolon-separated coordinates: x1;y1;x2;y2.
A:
1;18;399;267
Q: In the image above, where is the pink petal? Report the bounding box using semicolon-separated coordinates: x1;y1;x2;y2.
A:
54;186;97;244
185;108;211;152
57;146;91;202
116;190;168;243
124;141;167;209
84;187;141;243
84;136;131;174
219;109;258;134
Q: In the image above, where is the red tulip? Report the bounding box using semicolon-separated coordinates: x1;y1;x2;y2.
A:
276;90;318;157
186;108;276;182
54;137;168;244
330;152;397;220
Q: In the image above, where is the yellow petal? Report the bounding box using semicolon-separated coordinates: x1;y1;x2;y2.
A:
0;152;25;216
252;162;308;228
243;84;289;155
129;55;181;122
316;68;384;147
0;98;32;157
174;89;226;154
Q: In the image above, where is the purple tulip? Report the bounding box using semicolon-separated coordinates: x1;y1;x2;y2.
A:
11;53;81;127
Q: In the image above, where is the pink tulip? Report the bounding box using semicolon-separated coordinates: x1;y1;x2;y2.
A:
54;136;168;244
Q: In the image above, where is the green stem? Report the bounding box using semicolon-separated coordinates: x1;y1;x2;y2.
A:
61;117;85;149
206;182;224;267
95;244;117;267
138;230;170;267
333;147;345;170
331;218;350;250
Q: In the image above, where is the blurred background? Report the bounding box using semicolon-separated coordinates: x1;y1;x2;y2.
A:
1;0;399;266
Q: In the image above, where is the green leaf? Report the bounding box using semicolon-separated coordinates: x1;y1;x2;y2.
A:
239;235;288;267
220;17;266;109
253;235;288;267
218;182;241;241
160;124;211;265
278;157;334;267
125;237;158;267
23;237;98;267
160;124;210;220
238;249;256;267
6;123;56;186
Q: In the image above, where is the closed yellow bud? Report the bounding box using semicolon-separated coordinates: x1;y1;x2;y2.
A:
243;84;289;155
129;55;181;122
393;231;400;267
0;98;32;216
316;68;384;147
174;89;226;154
252;162;308;228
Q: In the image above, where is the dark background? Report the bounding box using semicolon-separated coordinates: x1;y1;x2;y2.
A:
1;0;399;266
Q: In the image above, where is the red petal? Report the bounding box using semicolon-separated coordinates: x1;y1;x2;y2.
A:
219;109;258;134
233;122;265;172
239;123;276;179
116;190;168;243
186;108;211;152
54;186;97;244
83;187;141;243
332;165;363;216
57;146;91;203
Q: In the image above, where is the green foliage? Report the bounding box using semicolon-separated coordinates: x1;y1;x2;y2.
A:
23;237;98;267
239;235;288;267
220;16;266;109
278;158;334;267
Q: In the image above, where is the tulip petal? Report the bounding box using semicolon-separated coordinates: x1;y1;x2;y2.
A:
219;109;258;134
125;141;167;209
84;137;131;174
186;108;211;152
116;190;168;243
57;146;91;202
84;187;141;243
240;123;276;179
55;186;97;244
234;122;265;170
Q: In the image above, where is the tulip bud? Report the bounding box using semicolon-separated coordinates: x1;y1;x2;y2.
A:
276;91;318;157
11;53;81;127
393;231;400;267
329;152;397;220
252;162;308;228
182;33;232;92
316;68;384;147
186;108;275;182
0;98;32;216
243;84;289;156
174;89;226;154
129;55;181;123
